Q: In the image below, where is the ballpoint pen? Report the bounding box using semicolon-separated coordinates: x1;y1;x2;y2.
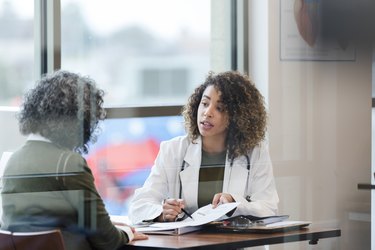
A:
181;208;194;220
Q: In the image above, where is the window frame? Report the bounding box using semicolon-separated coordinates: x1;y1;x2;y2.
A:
36;0;247;118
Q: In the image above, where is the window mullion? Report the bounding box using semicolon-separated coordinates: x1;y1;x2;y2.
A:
34;0;60;80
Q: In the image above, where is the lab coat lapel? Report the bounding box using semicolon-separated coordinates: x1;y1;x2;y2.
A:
179;137;202;212
222;156;248;196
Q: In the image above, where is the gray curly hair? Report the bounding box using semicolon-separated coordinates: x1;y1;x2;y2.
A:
18;70;106;154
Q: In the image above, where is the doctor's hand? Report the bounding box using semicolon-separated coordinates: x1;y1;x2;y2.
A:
157;198;185;222
212;193;234;208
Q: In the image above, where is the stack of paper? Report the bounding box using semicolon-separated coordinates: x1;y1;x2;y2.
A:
134;202;239;235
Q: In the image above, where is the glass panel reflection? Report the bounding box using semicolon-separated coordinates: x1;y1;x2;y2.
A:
86;116;185;215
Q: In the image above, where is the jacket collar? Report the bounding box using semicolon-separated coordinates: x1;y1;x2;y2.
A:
27;133;52;143
183;136;203;168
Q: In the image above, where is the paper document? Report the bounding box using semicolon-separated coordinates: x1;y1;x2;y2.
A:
136;202;239;235
110;215;131;225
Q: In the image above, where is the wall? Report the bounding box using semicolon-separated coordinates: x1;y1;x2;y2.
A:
249;1;372;249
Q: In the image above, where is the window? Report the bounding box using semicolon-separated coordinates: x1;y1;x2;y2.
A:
61;0;211;106
142;68;188;97
0;0;34;106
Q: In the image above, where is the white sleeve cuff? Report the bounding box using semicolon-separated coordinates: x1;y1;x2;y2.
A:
121;226;134;243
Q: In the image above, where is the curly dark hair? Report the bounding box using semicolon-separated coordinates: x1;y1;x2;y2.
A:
182;71;267;160
18;70;106;154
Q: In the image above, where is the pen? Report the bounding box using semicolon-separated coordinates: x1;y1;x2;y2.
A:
181;208;194;220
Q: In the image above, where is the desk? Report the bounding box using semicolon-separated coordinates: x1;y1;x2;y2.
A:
125;227;340;250
358;183;375;190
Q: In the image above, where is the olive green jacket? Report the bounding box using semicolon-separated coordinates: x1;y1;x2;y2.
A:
1;139;130;250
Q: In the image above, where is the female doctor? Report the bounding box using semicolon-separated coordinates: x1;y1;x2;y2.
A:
129;71;279;224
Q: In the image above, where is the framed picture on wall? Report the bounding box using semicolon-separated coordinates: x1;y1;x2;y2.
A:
280;0;356;61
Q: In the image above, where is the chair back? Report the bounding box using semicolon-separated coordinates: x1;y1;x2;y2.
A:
0;229;13;250
12;229;65;250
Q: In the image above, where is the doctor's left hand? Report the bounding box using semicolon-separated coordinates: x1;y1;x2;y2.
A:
212;193;234;208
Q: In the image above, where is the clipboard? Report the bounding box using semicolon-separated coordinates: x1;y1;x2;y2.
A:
242;215;290;225
205;215;311;233
208;221;311;233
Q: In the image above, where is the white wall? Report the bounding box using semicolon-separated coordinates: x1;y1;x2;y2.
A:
249;1;372;249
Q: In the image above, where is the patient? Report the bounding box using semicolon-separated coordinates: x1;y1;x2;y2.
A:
0;70;147;250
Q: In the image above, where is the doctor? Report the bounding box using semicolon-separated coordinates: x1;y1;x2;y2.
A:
129;71;279;224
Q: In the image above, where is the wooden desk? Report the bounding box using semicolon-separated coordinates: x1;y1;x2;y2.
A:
124;227;340;250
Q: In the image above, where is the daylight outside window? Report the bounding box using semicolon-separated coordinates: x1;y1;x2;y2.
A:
0;0;34;107
61;0;211;107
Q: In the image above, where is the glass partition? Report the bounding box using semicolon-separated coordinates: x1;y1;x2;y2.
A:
85;116;185;215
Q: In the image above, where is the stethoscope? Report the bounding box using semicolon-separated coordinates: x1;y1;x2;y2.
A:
178;154;251;201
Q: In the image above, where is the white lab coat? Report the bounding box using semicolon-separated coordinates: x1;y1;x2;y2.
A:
129;135;279;225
